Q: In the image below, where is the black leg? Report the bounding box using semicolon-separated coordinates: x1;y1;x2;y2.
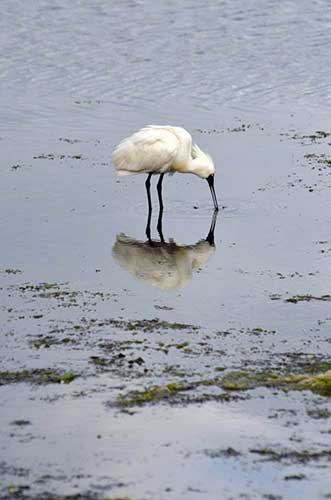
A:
157;207;165;243
157;173;164;211
145;173;152;241
156;174;165;242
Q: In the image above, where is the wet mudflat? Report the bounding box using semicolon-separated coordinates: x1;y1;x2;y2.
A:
1;0;331;499
1;104;331;500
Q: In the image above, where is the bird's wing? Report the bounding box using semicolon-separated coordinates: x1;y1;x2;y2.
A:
112;126;179;175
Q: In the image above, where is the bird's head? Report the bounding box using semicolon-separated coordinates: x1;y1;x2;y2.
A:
191;143;215;179
191;144;218;210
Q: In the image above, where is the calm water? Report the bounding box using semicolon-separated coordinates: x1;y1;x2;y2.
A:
1;0;331;122
1;2;331;499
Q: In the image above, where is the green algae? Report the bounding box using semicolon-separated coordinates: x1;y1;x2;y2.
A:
221;370;331;396
114;369;331;407
102;318;199;333
113;377;239;408
90;356;110;367
291;130;331;142
15;282;115;309
0;369;78;386
32;336;75;349
173;341;189;349
116;383;186;406
114;382;240;408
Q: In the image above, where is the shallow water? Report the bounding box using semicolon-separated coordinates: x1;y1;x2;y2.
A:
1;0;331;113
1;1;331;499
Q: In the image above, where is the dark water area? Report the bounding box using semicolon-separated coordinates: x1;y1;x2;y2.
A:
1;1;331;499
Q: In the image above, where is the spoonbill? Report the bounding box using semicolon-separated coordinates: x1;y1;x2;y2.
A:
112;211;218;291
112;125;219;216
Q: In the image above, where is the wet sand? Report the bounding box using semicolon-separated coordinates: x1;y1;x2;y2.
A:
1;100;331;499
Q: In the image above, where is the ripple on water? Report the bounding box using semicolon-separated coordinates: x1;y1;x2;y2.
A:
130;198;264;220
0;0;331;116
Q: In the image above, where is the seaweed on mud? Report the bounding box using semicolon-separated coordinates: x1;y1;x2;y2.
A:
304;153;331;168
80;318;199;335
100;318;199;333
115;382;188;406
195;123;263;134
306;408;331;419
10;420;31;426
113;368;331;408
0;462;29;478
220;370;331;396
112;378;244;408
275;354;331;375
33;154;84;160
290;130;331;142
14;282;115;309
5;492;131;500
59;137;82;144
31;336;76;349
0;369;78;386
284;474;306;481
17;283;81;307
205;447;241;458
1;268;22;275
90;356;112;367
249;447;331;463
286;294;331;304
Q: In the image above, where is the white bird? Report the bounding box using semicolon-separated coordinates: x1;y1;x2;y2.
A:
112;212;217;292
112;125;219;214
113;234;215;291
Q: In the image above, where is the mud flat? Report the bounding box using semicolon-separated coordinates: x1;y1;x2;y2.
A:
1;99;331;500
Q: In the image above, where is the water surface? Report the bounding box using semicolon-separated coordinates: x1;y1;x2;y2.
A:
1;1;331;499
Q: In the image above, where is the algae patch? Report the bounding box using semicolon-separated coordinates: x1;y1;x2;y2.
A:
113;379;242;408
286;294;331;304
114;369;331;407
0;369;78;386
115;383;188;406
205;447;241;458
250;447;331;464
290;130;331;142
220;370;331;396
100;318;199;333
6;492;130;500
31;335;76;349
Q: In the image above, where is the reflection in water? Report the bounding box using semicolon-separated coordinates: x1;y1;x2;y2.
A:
112;211;218;291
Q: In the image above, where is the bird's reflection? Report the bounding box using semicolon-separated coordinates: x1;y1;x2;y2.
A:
112;210;218;291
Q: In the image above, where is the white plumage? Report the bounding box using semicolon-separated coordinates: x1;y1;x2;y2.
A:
113;125;181;176
112;125;218;211
112;233;215;291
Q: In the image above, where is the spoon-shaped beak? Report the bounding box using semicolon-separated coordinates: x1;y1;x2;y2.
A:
206;175;219;211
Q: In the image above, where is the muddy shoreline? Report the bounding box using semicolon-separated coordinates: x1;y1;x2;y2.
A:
1;107;331;499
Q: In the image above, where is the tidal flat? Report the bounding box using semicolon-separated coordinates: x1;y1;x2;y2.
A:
1;1;331;498
1;104;331;500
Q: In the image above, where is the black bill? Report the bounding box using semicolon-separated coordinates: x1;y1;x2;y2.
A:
206;175;219;211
